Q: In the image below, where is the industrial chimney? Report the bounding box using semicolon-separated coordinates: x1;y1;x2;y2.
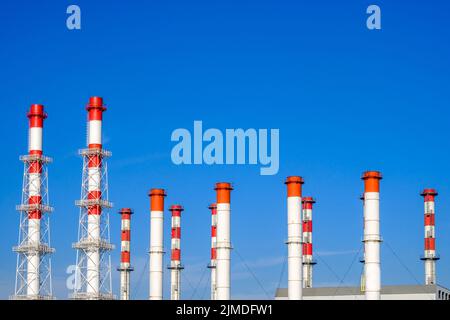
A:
168;205;184;300
285;176;304;300
149;189;166;300
302;197;316;288
420;189;439;285
362;171;382;300
208;203;218;300
215;183;233;300
13;104;54;300
118;208;134;300
72;97;114;300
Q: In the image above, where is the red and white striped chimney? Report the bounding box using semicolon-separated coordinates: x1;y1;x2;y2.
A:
420;189;439;285
285;176;304;300
169;205;184;300
86;96;106;295
302;196;316;288
149;189;166;300
27;104;47;296
215;183;233;300
208;203;218;300
362;171;382;300
118;208;133;300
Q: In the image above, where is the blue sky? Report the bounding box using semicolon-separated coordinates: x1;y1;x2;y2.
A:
1;0;450;299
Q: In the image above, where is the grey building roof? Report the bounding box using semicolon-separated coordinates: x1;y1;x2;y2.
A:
275;284;450;298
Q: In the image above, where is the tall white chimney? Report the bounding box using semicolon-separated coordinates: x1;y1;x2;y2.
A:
215;183;233;300
362;171;382;300
285;176;304;300
149;189;166;300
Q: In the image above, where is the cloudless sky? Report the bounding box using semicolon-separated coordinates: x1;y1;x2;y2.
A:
1;0;450;299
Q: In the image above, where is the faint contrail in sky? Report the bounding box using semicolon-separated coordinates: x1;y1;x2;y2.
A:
316;250;359;257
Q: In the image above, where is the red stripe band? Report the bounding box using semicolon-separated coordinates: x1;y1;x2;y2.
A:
29;196;42;205
424;214;435;226
172;249;181;261
28;161;43;174
121;252;130;263
172;227;181;239
121;231;130;241
303;243;313;255
88;191;102;199
88;111;103;121
88;144;103;150
88;155;102;167
425;238;435;250
88;206;102;215
303;221;312;232
28;211;42;219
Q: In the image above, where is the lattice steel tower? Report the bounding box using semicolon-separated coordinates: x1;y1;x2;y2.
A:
71;97;115;300
12;104;54;300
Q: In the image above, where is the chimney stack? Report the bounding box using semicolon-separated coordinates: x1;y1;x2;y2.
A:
13;104;54;300
73;97;114;300
169;205;184;300
149;189;166;300
118;208;133;300
285;176;304;300
215;183;233;300
26;104;47;297
420;189;439;285
362;171;382;300
208;203;218;300
302;197;316;288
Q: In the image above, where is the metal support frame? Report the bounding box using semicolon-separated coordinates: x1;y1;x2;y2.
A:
71;150;115;300
11;156;54;300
